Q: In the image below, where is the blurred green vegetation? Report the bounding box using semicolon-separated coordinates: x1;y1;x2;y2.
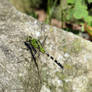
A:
45;0;58;24
54;0;92;26
9;0;92;25
9;0;92;38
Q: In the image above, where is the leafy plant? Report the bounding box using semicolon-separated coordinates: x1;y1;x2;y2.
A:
66;0;92;36
66;0;92;26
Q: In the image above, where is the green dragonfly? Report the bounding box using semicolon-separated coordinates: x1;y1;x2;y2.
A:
24;36;64;69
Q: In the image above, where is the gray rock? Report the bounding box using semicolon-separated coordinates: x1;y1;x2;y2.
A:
0;0;92;92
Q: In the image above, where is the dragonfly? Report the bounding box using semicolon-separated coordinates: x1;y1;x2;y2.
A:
24;36;64;70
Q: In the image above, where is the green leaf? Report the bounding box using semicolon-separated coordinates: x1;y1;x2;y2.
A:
73;2;88;19
67;0;75;4
66;9;74;20
88;0;92;3
85;16;92;26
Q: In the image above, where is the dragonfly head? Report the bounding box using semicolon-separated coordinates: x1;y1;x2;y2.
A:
26;36;32;42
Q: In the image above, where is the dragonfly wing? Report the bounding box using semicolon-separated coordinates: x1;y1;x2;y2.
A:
41;36;47;47
24;42;40;74
24;42;36;62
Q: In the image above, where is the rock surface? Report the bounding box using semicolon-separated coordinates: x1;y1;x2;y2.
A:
0;0;92;92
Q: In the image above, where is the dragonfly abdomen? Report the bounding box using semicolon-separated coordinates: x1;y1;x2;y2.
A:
45;52;64;69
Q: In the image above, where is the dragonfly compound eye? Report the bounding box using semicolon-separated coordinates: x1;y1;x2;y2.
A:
26;36;32;42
